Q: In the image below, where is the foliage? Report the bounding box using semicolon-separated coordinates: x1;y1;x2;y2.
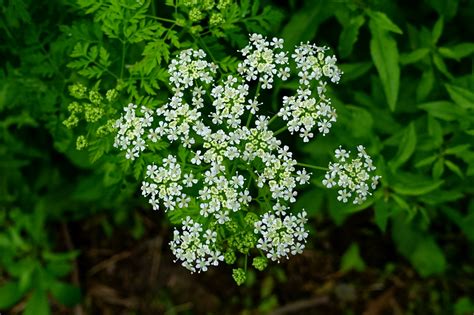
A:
1;0;473;313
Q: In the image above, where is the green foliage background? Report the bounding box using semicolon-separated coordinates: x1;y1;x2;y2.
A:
1;0;473;314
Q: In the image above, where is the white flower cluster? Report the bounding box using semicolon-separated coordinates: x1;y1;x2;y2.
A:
112;34;367;274
141;155;193;211
237;33;290;89
170;217;224;273
323;145;380;204
278;43;342;141
168;48;217;91
254;211;308;262
113;103;153;160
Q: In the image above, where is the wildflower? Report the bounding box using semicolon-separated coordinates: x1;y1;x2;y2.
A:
323;145;380;204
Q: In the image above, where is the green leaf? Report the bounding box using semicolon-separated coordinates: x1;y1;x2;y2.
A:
416;69;435;102
338;15;365;58
439;43;474;60
50;282;82;307
427;115;443;148
431;16;444;44
445;84;474;109
367;11;403;34
0;281;23;309
369;20;400;111
433;54;453;79
24;290;50;315
411;237;446;277
339;62;373;82
392;179;444;196
392;217;446;277
400;48;430;65
281;1;334;49
433;157;445;178
445;160;463;178
389;122;417;169
374;199;390;232
415;155;438;168
340;243;365;272
454;297;474;315
444;144;471;155
418;101;464;121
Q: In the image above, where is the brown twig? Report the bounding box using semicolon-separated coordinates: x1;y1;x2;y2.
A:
270;296;330;315
87;251;132;276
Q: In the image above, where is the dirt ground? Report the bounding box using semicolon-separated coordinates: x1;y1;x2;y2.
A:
53;210;473;315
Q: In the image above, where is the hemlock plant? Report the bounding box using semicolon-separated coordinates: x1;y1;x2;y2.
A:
111;34;380;282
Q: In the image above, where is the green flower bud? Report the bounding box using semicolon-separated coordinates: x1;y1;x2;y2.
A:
106;89;118;102
224;250;236;264
252;257;268;271
84;104;104;123
202;0;214;10
67;101;82;114
176;18;187;27
190;25;204;34
189;8;204;22
225;221;238;233
244;212;259;226
63;114;79;129
89;90;103;105
209;13;224;27
69;83;87;99
217;0;230;10
232;268;246;286
76;135;88;150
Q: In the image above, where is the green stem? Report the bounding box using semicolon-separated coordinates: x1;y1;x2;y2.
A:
268;113;279;125
120;42;127;79
273;125;287;136
296;162;328;171
146;15;175;23
244;254;248;272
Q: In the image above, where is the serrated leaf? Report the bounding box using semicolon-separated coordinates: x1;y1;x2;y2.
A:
369;20;400;111
367;11;403;34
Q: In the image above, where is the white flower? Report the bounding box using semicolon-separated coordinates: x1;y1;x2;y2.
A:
254;211;308;262
324;146;380;204
170;217;223;273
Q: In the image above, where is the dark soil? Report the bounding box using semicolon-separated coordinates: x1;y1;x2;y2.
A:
49;210;473;315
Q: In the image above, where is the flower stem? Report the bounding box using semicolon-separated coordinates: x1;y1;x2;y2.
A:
268;113;279;125
296;162;328;171
273;125;287;136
